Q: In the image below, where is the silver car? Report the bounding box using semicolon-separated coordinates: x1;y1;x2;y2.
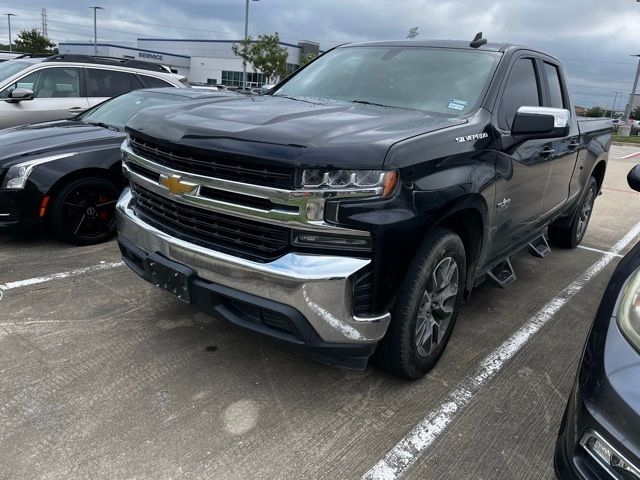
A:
0;56;187;129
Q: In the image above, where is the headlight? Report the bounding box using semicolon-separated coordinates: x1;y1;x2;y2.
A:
617;266;640;351
2;153;77;190
299;169;398;198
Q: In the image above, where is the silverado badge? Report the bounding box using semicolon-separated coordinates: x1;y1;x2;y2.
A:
496;197;511;213
455;132;489;143
159;174;197;196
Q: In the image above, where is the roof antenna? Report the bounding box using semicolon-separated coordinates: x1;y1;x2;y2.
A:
470;32;487;48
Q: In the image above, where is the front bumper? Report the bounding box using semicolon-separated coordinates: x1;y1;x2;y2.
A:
0;186;44;228
116;188;391;367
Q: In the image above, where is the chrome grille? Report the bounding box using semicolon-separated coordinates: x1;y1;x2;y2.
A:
129;134;295;189
131;183;290;262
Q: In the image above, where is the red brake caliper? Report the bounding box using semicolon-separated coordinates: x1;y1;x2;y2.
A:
98;193;110;220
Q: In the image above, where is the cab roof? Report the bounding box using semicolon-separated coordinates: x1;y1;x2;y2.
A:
341;39;509;52
338;39;559;62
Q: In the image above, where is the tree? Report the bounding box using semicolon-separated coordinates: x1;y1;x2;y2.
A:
631;106;640;120
300;53;317;67
232;32;289;84
585;106;605;118
13;28;57;54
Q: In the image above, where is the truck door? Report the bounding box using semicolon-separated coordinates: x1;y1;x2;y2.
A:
489;56;551;259
539;61;579;215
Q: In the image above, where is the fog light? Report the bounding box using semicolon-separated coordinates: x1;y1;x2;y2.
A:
580;430;640;479
292;231;372;251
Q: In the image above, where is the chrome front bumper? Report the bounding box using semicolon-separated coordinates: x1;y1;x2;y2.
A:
116;188;391;344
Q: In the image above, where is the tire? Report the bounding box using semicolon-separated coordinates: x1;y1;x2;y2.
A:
49;176;120;245
548;177;598;249
376;227;466;379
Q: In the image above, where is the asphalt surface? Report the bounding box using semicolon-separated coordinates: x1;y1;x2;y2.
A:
2;151;640;480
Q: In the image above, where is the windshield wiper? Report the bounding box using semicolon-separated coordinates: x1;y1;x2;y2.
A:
84;120;120;132
349;99;424;113
349;99;393;108
272;94;320;105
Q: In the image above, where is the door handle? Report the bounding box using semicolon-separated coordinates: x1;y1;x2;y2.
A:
68;107;85;114
540;148;555;157
568;141;580;150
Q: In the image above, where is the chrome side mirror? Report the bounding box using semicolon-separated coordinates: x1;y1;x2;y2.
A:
512;106;571;138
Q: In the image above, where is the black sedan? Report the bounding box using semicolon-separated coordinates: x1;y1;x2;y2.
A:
0;87;230;244
555;165;640;479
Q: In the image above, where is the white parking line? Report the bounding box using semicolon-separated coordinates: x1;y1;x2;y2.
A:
0;261;124;300
363;221;640;480
578;244;624;258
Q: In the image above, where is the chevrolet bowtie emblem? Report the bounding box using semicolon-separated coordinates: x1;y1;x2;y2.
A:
159;174;197;195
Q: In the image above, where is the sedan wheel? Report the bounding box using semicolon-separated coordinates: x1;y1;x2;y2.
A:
50;177;119;245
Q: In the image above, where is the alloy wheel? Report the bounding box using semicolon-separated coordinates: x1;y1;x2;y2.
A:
415;256;459;358
60;183;118;241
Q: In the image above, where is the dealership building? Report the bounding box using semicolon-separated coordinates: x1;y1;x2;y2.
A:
58;38;320;87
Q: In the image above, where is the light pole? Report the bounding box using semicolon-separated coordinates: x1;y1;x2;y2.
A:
242;0;259;90
624;54;640;123
89;6;104;56
611;92;622;118
6;14;16;52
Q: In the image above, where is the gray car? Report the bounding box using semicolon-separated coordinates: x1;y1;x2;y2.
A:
0;55;187;129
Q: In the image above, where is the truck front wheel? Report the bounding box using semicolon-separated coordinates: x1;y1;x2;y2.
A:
376;227;466;379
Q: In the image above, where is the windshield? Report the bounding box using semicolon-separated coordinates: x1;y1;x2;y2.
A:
0;61;30;84
78;90;188;130
274;47;500;116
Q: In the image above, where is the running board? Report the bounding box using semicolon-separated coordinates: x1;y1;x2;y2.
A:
487;258;517;289
528;234;551;258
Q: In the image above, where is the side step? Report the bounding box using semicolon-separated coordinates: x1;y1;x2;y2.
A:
487;258;517;289
528;234;551;258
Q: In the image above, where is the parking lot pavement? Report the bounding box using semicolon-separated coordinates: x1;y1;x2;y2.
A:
1;154;639;480
610;143;640;160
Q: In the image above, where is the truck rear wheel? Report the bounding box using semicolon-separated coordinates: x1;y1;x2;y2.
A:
376;227;466;379
548;176;597;249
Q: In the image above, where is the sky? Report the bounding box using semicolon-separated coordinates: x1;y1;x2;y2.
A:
0;0;639;110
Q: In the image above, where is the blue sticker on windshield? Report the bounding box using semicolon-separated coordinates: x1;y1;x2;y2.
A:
448;99;469;111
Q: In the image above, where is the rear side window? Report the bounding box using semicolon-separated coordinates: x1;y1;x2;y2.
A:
138;75;174;88
499;58;541;130
86;69;133;97
544;63;565;109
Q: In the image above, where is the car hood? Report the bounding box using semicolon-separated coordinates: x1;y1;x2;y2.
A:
0;120;124;168
126;95;467;169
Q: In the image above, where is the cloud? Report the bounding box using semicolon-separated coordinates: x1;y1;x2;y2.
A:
1;0;638;108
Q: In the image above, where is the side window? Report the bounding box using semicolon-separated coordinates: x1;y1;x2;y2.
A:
138;75;173;88
86;69;133;97
499;58;541;130
0;67;80;99
544;62;565;109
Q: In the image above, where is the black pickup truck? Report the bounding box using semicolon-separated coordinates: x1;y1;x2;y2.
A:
116;37;612;379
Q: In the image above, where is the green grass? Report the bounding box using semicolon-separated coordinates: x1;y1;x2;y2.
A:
613;134;640;144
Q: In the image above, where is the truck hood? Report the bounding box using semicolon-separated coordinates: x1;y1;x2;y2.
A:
126;95;467;169
0;120;123;168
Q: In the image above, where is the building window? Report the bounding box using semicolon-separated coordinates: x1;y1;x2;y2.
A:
286;63;299;75
206;78;217;85
221;70;268;87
